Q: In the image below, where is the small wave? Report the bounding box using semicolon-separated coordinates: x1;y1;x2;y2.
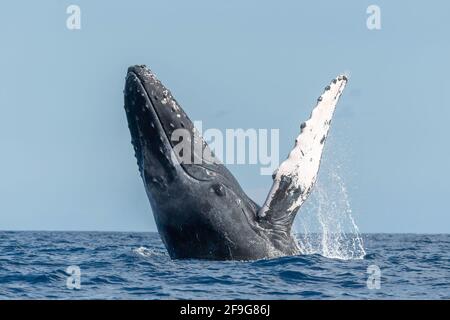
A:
252;254;321;268
183;275;235;286
363;252;380;260
0;272;64;285
85;275;127;285
278;270;331;284
132;246;165;258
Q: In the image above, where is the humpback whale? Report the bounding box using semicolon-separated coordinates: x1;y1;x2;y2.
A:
124;65;347;260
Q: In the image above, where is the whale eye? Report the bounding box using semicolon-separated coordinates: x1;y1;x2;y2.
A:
211;184;226;197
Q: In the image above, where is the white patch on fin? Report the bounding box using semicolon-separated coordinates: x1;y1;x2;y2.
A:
258;75;348;226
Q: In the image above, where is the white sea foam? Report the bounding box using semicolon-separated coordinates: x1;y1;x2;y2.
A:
132;246;165;258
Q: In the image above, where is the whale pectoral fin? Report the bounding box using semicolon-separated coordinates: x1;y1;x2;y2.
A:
258;75;348;230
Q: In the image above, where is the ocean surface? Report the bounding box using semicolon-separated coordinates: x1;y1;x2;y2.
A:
0;232;448;299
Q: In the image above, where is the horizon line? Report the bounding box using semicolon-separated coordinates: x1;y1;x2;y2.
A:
0;229;448;235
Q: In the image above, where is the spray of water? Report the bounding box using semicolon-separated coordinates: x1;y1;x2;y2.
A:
294;163;366;260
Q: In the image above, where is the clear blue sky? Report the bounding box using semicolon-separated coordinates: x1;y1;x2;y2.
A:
1;1;449;233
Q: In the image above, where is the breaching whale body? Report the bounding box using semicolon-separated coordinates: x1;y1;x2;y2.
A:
124;65;347;260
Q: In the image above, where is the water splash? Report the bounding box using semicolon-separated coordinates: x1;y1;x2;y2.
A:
132;246;165;258
294;165;365;260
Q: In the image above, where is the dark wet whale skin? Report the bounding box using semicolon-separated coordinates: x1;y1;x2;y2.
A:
124;65;299;260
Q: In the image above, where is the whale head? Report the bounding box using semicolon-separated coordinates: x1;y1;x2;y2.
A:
124;65;298;260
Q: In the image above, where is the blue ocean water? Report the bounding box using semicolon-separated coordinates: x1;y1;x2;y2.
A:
0;232;448;299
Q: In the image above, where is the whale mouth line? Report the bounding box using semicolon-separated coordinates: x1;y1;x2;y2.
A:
126;70;213;183
127;71;171;147
125;70;183;180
